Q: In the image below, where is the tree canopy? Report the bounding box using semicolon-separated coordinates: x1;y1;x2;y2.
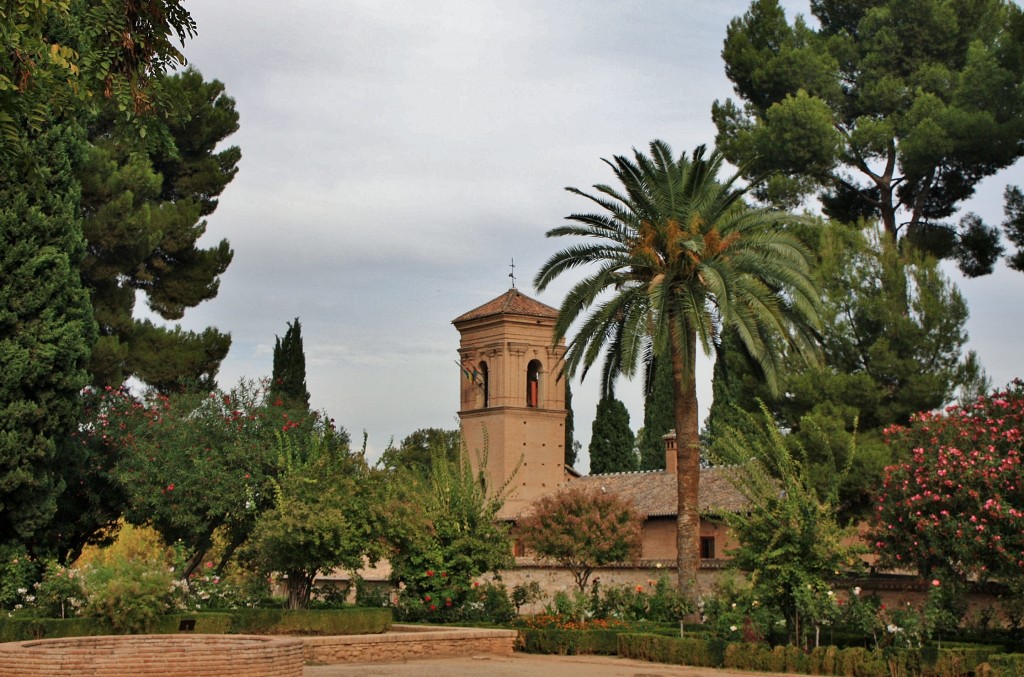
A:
519;484;642;592
713;0;1024;276
707;222;983;516
80;67;239;390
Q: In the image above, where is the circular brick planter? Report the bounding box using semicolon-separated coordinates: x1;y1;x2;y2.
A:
0;634;304;677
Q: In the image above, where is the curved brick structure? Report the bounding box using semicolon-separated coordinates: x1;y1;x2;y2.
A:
0;634;304;677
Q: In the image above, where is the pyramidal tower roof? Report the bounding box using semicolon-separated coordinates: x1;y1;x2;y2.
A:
452;288;559;324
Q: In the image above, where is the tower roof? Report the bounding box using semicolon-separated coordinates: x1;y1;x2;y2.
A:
452;288;559;324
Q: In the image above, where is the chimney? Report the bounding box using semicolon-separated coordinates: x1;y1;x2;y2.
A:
662;430;677;474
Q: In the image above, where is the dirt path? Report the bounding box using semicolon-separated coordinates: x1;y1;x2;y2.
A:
305;653;791;677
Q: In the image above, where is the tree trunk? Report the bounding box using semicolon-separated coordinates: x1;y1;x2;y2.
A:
286;571;314;610
671;329;701;602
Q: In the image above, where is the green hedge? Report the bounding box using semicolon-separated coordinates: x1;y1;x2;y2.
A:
985;653;1024;677
0;608;390;641
225;608;390;635
517;628;620;655
618;632;723;667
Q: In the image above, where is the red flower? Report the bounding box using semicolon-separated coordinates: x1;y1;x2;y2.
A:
167;483;175;492
429;604;436;611
424;595;431;603
426;570;434;577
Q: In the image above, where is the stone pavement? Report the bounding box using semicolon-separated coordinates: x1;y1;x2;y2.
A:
305;653;792;677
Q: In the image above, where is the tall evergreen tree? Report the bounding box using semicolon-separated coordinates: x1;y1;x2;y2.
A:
564;378;577;467
79;67;239;391
638;355;673;470
588;394;637;474
0;122;96;550
271;318;311;412
713;0;1024;276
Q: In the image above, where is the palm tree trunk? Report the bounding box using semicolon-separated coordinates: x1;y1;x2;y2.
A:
671;329;701;599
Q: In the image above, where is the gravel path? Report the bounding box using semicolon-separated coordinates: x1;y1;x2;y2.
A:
305;653;792;677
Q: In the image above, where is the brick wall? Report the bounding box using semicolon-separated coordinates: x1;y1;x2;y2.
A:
0;635;304;677
304;626;517;664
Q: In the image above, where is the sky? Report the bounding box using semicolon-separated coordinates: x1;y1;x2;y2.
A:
165;1;1024;471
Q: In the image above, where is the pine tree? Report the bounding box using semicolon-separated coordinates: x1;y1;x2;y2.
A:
271;318;311;412
0;123;96;549
79;68;239;391
588;394;637;474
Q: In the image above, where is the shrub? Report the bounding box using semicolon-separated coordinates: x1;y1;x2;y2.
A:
80;556;175;633
0;544;39;611
32;561;85;618
617;633;719;667
227;608;391;635
987;653;1024;677
518;628;620;655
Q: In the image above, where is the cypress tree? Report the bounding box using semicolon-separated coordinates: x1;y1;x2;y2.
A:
588;394;637;474
0;123;96;549
564;378;577;467
271;318;311;412
638;355;673;470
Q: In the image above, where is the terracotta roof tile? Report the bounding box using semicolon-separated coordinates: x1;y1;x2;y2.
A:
452;288;559;324
508;466;750;520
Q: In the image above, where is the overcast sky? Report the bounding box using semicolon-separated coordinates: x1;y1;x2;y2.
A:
168;1;1024;471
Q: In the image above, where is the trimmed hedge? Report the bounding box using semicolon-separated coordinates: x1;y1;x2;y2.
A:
0;608;390;641
226;608;390;635
618;632;723;667
517;628;620;655
985;653;1024;677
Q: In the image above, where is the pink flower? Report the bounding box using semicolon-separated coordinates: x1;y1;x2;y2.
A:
167;483;175;492
932;579;941;587
205;561;214;569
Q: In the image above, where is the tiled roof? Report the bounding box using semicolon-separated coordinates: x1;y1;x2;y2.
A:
452;288;559;324
509;466;750;520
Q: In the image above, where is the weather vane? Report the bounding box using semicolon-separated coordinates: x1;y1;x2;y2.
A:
508;258;516;288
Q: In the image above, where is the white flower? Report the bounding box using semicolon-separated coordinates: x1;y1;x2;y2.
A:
887;624;899;634
731;602;737;609
827;590;834;597
16;588;26;595
730;625;738;632
853;586;862;596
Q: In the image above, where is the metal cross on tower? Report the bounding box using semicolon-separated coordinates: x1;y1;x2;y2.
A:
508;258;516;288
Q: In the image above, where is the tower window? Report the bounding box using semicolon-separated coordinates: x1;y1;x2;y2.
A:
700;536;716;559
479;361;489;408
526;360;541;408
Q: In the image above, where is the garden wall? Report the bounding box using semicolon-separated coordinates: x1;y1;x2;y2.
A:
303;625;517;664
0;634;304;677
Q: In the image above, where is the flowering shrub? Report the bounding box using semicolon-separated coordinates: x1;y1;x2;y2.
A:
873;382;1024;583
33;561;85;618
0;545;38;612
699;574;782;643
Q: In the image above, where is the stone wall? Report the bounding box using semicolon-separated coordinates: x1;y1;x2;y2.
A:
0;635;304;677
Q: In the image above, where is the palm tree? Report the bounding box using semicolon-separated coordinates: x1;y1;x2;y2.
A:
534;140;821;592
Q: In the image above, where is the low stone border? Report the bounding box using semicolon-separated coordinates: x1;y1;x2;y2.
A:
303;624;518;664
0;634;304;677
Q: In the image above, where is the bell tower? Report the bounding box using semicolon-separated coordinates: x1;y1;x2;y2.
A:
452;288;568;514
